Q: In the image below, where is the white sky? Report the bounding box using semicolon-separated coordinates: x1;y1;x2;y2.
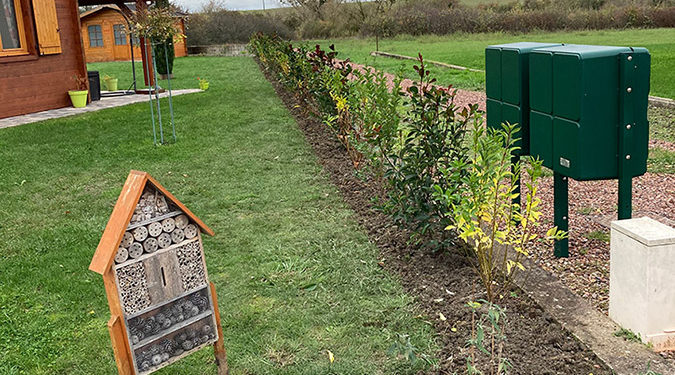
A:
173;0;288;11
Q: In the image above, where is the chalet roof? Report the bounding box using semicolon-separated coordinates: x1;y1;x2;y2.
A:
80;4;188;19
89;170;214;275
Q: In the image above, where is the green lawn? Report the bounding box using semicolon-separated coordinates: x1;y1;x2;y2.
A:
0;56;436;374
310;28;675;98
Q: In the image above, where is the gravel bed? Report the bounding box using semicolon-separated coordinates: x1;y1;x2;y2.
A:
529;172;675;313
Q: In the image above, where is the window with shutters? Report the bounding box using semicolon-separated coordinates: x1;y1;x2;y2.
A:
88;24;103;47
0;0;29;56
113;24;126;45
31;0;61;55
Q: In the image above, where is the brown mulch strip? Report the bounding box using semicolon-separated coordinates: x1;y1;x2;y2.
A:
257;60;613;374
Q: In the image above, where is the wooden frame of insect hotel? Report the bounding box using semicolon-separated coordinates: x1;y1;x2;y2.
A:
89;170;229;375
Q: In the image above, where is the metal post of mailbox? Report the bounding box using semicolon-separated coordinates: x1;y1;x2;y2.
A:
618;51;635;220
553;172;569;257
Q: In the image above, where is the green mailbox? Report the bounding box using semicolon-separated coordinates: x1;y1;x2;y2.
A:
485;42;651;258
485;42;561;155
529;45;650;180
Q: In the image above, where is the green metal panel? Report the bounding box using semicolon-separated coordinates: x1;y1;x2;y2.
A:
502;103;526;152
620;49;650;177
552;117;580;178
553;54;582;121
501;50;521;105
527;44;650;181
485;48;501;100
485;42;561;156
529;111;553;168
486;99;502;130
529;52;553;114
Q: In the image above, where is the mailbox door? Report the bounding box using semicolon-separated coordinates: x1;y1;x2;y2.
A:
485;48;502;100
486;99;502;130
553;53;582;122
501;49;521;106
530;111;553;168
502;103;526;152
529;52;553;114
552;117;580;178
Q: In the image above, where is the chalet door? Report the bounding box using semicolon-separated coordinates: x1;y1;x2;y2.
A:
112;23;130;60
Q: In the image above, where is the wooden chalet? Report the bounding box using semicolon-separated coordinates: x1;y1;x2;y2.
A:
0;0;87;118
0;0;161;119
80;4;187;63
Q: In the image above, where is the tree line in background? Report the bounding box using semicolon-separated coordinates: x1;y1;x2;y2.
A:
186;0;675;44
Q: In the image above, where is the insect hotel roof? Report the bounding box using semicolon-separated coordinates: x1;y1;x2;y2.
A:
89;170;214;275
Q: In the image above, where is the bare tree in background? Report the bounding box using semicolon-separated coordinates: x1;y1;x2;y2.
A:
200;0;227;13
280;0;342;20
349;0;397;51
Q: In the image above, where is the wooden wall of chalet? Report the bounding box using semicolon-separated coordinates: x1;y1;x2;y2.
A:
0;0;87;119
81;9;188;63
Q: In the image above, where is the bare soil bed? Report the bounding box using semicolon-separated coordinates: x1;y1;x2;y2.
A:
258;61;613;374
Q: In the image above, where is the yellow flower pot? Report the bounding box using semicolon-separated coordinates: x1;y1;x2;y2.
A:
68;90;88;108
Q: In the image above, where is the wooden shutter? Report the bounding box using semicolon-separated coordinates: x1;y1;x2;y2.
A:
31;0;62;55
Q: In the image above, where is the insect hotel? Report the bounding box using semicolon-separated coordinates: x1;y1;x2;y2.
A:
89;170;228;375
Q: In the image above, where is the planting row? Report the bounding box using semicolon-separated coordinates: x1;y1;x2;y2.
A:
250;33;565;303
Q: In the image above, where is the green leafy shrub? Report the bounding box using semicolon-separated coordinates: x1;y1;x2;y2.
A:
436;121;566;302
346;68;403;176
384;54;476;247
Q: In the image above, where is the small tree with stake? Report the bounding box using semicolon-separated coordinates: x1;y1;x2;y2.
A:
351;0;397;52
153;0;176;78
131;5;185;145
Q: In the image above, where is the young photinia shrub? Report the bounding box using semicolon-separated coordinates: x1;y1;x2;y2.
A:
347;68;403;179
384;55;477;248
436;121;566;302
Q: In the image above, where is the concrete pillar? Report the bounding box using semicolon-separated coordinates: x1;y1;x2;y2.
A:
610;216;675;351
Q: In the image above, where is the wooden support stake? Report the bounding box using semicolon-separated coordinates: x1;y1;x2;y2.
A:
108;315;135;375
210;282;229;375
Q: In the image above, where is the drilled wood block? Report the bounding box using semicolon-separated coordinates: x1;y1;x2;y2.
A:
129;242;144;259
171;228;185;244
148;222;163;237
115;247;129;264
175;214;188;229
157;233;172;249
162;218;176;233
184;224;198;240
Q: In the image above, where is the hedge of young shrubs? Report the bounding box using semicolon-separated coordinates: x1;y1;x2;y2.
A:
249;33;564;302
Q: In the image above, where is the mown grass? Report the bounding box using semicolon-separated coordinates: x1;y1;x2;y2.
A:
0;56;436;375
310;28;675;98
648;106;675;174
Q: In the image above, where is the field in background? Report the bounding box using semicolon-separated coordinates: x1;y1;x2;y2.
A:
311;28;675;98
